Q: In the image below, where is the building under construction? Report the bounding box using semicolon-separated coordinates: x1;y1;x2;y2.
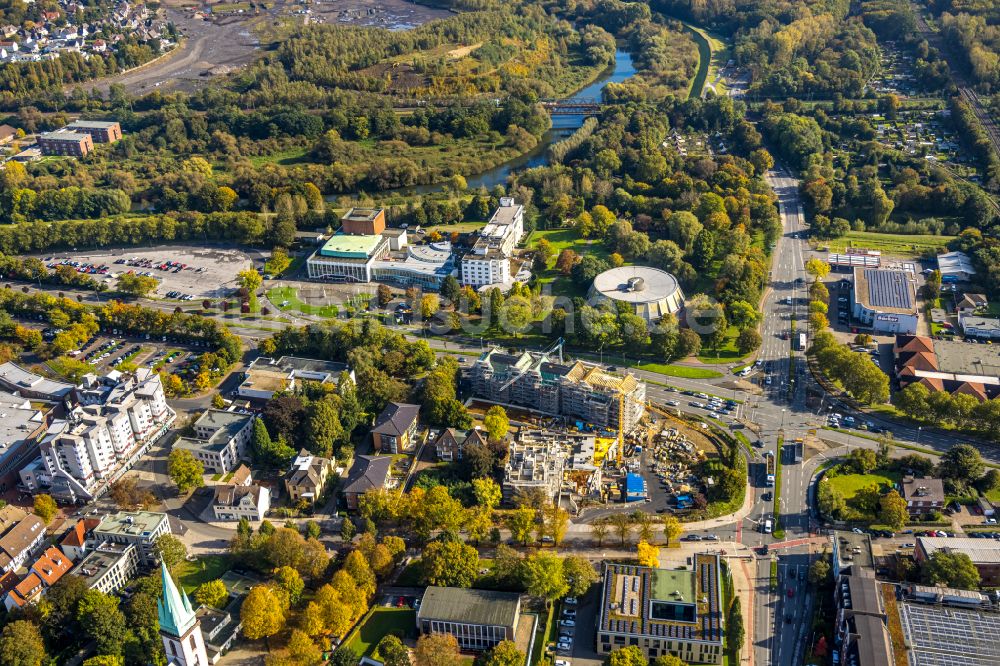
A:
468;346;646;432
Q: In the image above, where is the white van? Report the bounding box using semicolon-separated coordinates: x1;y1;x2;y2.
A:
763;519;773;534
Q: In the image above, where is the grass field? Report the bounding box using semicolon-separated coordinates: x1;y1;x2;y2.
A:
174;555;231;594
423;221;487;235
344;608;417;657
267;286;339;318
822;231;955;256
527;227;611;298
697;325;746;364
632;360;724;379
828;470;901;499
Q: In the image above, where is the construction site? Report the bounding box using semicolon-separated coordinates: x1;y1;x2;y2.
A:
467;341;732;514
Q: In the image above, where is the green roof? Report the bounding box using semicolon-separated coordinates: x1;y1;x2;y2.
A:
417;587;520;627
651;569;696;604
319;233;382;258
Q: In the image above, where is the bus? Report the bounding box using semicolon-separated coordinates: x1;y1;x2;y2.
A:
797;332;807;351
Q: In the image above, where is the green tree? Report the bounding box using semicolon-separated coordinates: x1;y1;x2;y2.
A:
653;656;686;666
117;272;159;298
522;552;569;606
32;494;56;524
562;555;599;597
154;534;187;569
921;551;980;589
736;328;762;355
726;595;745;662
879;490;908;531
77;590;128;656
483;405;510;441
168;449;204;494
816;477;846;518
420;539;479;588
606;646;648;666
808;559;831;585
505;507;536;545
472;478;502;510
481;641;523;666
194;579;229;609
939;443;984;484
609;513;633;546
376;635;410;666
847;448;877;474
0;620;46;666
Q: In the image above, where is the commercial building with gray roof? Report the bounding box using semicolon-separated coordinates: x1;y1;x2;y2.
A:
851;267;919;334
417;587;521;651
173;410;253;474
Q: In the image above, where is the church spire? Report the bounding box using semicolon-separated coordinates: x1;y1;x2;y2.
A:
157;560;197;637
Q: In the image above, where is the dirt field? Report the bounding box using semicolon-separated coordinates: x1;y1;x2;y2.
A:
48;246;254;299
75;0;453;96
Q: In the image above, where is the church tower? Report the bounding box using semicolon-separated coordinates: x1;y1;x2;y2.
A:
157;561;209;666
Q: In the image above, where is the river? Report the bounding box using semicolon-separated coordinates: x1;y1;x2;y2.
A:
335;49;637;200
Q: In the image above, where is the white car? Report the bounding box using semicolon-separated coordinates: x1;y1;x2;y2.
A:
557;643;572;652
564;597;578;605
556;661;571;666
666;400;680;406
563;609;577;618
560;620;576;628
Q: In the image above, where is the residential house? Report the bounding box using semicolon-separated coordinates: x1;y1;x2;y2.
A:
956;293;988;316
342;456;393;510
434;428;488;462
0;506;46;573
172;410;254;474
230;464;252;487
59;517;101;561
5;546;73;610
900;477;945;517
212;485;270;522
285;449;335;504
371;402;420;453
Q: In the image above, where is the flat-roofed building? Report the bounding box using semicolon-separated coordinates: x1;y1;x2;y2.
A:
896;586;1000;666
65;120;122;143
416;586;521;651
305;233;390;282
959;314;1000;340
596;557;725;665
0;390;48;493
237;356;353;401
72;542;139;594
832;530;874;579
503;435;565;505
0;362;74;401
851;267;919;334
92;510;170;565
37;129;93;156
173;410;253;474
340;208;386;236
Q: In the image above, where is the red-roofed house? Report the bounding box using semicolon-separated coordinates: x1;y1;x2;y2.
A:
4;546;74;610
5;574;43;610
954;382;989;401
60;518;100;560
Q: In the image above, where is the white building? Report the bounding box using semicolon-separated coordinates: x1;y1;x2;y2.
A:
92;511;170;565
172;410;254;474
158;562;210;666
959;314;1000;340
238;356;353;401
937;251;976;283
211;484;270;522
460;198;523;288
24;369;173;502
72;542;139;594
851;267;919;335
305;233;391;282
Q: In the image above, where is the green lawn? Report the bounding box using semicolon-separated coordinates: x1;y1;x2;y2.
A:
247;145;309;166
631;360;724;379
267;286;340;318
344;608;417;658
823;231;955;257
986;488;1000;503
174;555;232;594
827;470;901;500
697;325;747;364
423;221;487;235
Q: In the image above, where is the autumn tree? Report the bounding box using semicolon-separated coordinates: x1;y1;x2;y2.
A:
32;494;57;524
522;552;569;606
879;490;909;531
483;405;510;441
194;580;229;609
242;585;286;647
420;539;479;588
0;620;46;666
154;534;188;569
482;641;524;666
414;633;462;666
168;449;204;493
637;541;660;568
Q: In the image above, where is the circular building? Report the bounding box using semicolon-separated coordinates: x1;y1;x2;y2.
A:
588;266;685;322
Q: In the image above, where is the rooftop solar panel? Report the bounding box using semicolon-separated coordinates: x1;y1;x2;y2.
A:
865;269;914;309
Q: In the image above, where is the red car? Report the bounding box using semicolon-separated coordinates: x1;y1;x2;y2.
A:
787;587;795;598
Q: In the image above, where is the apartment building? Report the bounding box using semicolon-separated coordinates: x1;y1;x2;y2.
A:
72;542;139;594
469;349;646;432
460;198;522;288
173;410;253;474
416;586;521;651
0;506;45;573
596;558;725;665
285;449;335;504
26;369;173;502
93;511;170;565
37;129;93;156
434;428;488;462
371;402;420;454
64;120;122;143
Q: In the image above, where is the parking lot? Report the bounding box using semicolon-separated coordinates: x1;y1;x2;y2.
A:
40;246;254;299
68;330;212;376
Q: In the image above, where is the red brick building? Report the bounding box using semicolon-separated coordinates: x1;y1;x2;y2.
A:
65;120;122;143
37;130;93;157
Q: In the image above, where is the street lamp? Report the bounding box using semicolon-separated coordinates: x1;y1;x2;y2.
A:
915;426;922;445
780;408;787;429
